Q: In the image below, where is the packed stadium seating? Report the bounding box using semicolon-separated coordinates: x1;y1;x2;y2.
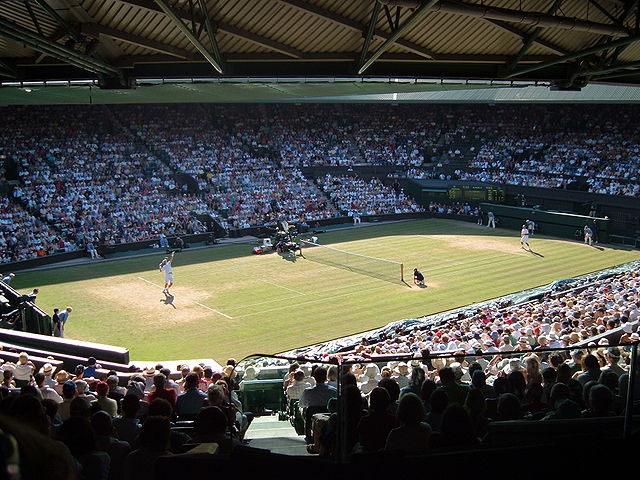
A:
2;103;640;265
316;174;423;216
0;265;636;477
299;269;640;361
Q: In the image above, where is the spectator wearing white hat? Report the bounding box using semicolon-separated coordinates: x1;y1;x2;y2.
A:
358;364;380;395
600;347;626;378
39;363;57;388
13;352;35;388
392;362;410;388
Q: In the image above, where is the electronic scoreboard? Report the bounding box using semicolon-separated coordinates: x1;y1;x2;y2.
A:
447;185;505;202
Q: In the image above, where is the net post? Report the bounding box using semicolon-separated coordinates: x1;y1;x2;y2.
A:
400;263;404;282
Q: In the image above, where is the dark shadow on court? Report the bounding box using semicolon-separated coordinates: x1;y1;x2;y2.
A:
279;252;297;263
301;255;407;287
529;250;545;257
591;245;605;251
161;293;176;309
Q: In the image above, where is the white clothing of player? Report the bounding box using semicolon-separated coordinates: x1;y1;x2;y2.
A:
520;226;530;250
487;212;496;228
160;252;175;293
584;226;593;246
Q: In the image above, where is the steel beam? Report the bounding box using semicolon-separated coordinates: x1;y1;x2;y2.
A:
588;0;629;32
567;2;639;84
486;19;569;55
24;0;43;37
506;0;564;72
589;59;640;76
595;68;640;79
154;0;222;73
433;0;628;36
507;34;640;78
80;24;193;59
73;51;557;66
359;0;439;74
57;0;123;58
0;16;121;76
33;0;85;43
359;1;382;68
277;0;435;59
196;0;223;67
119;0;304;59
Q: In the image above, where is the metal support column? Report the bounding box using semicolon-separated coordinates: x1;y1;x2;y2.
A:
34;0;85;43
358;0;438;74
505;0;564;72
507;34;640;78
154;0;223;74
0;16;121;76
196;0;223;69
359;1;382;69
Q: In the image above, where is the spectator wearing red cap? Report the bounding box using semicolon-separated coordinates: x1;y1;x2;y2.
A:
147;373;177;413
96;381;118;417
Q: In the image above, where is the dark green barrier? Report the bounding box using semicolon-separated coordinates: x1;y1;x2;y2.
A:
21;302;52;335
480;203;609;241
238;379;286;413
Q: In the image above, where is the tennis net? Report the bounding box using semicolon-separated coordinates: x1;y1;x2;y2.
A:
299;240;404;284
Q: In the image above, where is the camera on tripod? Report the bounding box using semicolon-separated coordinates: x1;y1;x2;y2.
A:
274;221;299;254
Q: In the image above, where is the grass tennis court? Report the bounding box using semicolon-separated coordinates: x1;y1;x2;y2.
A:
11;219;640;363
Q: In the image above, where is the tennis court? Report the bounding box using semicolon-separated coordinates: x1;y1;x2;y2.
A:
11;219;640;362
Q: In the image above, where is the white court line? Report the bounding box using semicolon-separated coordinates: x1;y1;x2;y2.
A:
137;276;234;319
234;283;390;319
229;280;380;310
199;266;307;295
253;277;306;295
194;302;233;319
137;276;163;288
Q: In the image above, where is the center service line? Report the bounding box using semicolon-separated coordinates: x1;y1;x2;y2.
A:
194;302;234;319
137;276;234;319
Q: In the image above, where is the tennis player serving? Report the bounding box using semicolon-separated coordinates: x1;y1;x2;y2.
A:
159;251;175;294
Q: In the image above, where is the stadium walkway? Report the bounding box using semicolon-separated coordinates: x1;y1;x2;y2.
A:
244;415;311;456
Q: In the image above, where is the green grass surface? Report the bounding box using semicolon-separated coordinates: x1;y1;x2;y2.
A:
11;219;640;363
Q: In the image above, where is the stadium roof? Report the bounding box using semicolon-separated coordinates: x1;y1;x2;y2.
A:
3;78;640;105
1;0;640;97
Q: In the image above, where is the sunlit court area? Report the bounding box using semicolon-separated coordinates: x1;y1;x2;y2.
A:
2;0;640;478
11;219;640;361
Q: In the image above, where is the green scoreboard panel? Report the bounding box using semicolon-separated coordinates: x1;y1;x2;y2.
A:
448;185;505;203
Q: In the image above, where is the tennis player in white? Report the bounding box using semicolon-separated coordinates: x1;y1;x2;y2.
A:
520;225;531;251
159;251;175;294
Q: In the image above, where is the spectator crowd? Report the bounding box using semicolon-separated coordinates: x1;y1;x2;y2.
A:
2;103;640;264
317;174;423;216
266;268;639;456
0;356;250;479
0;268;637;473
